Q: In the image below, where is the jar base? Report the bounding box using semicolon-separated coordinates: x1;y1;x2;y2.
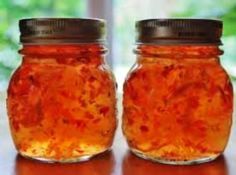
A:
18;148;111;163
130;148;220;165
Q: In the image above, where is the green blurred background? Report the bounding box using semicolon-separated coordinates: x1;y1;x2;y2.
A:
0;0;236;92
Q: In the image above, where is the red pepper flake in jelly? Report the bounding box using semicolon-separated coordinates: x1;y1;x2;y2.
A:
100;106;110;116
122;19;233;165
7;18;117;163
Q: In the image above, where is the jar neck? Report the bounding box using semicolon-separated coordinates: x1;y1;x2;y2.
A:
20;43;107;56
19;43;107;65
135;44;223;60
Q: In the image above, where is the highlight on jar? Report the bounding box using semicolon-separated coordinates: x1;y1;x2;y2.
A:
6;18;117;163
122;19;233;165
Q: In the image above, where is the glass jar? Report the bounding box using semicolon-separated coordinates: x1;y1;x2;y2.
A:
122;19;233;165
7;18;117;163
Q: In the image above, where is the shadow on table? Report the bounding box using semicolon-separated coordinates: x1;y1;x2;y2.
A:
14;150;115;175
122;151;228;175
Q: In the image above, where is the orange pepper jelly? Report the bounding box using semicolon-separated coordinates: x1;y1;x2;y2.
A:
122;19;233;165
7;18;117;163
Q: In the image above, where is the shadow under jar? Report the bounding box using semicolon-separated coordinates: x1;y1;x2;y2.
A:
122;19;233;165
7;18;117;163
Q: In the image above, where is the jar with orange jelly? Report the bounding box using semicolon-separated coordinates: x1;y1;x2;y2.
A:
7;18;117;163
122;19;233;165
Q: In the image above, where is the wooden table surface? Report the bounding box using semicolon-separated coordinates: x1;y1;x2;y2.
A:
1;92;236;175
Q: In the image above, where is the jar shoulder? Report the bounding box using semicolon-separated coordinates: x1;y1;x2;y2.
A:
8;60;116;96
124;58;232;89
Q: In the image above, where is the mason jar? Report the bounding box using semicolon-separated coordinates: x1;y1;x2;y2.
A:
7;18;117;163
122;19;233;165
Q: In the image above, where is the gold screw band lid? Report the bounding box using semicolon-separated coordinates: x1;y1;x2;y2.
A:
136;18;223;45
19;18;106;44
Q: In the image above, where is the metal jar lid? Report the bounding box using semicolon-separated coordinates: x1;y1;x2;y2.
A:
135;18;223;45
19;18;106;44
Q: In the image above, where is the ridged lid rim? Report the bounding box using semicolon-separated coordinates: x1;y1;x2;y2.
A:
135;18;223;45
19;18;106;44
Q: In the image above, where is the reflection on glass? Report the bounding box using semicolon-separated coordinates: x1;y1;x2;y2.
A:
15;151;115;175
122;151;228;175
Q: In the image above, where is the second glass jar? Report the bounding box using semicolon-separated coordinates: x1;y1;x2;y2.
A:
122;19;233;165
